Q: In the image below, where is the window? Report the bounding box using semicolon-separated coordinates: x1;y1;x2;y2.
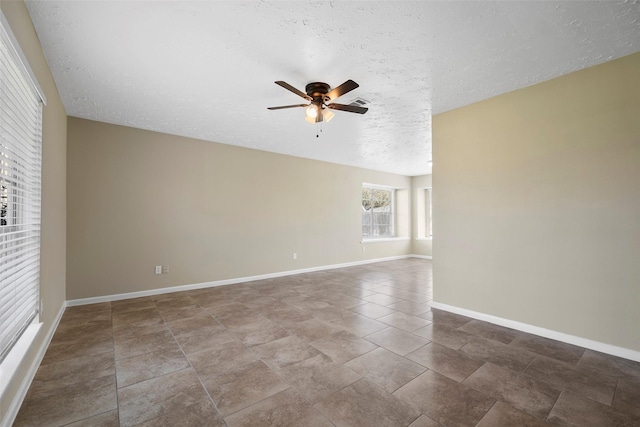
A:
415;186;432;239
362;185;394;238
0;14;44;363
427;187;432;237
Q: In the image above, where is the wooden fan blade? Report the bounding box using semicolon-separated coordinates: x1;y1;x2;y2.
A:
327;103;368;114
267;104;308;110
275;81;312;101
326;80;359;100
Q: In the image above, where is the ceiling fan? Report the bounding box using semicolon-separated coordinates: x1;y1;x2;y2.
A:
268;80;368;124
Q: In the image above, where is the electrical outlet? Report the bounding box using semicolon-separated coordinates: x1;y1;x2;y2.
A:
362;246;366;253
292;253;297;260
162;265;169;274
155;265;162;275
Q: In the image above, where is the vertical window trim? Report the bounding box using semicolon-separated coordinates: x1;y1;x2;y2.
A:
0;12;47;106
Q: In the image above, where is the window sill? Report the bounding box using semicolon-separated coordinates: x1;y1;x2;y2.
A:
0;321;42;398
415;237;433;241
361;237;410;244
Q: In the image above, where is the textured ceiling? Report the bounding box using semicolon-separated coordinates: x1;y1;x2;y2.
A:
25;1;640;176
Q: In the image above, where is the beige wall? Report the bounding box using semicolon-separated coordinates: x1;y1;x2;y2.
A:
411;174;432;257
0;0;67;422
433;52;640;352
66;118;412;300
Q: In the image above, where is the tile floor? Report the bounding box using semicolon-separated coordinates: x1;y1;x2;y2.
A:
14;259;640;426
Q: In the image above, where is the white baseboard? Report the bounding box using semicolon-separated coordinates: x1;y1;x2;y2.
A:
2;303;66;427
409;254;432;260
67;255;427;306
431;301;640;363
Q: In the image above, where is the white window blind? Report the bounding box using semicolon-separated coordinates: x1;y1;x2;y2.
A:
0;18;43;363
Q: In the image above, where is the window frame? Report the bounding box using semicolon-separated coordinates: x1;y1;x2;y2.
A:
361;183;396;240
0;10;45;368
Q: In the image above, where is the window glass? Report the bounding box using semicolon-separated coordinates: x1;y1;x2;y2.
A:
362;186;394;238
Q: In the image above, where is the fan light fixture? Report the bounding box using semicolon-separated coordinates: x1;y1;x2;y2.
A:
305;104;319;119
322;108;335;122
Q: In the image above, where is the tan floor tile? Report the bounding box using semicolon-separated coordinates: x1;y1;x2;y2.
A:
116;347;190;388
158;304;209;322
523;356;617;405
111;297;155;314
41;335;114;364
365;326;429;356
254;335;323;369
310;330;378;363
64;409;120;427
201;360;290;416
315;378;420;427
459;320;521;345
114;329;179;360
509;333;585;364
409;414;440;427
264;307;315;327
547;390;640;426
406;341;484;383
173;326;237;354
349;302;395;319
423;309;473;329
283;318;343;342
463;362;561;419
191;292;235;309
363;293;403;306
412;323;476;350
112;306;162;326
187;340;259;378
320;293;367;309
137;400;225;427
113;321;167;343
341;287;376;299
460;337;536;373
377;311;431;332
476;401;548;427
309;305;356;323
394;370;495;426
227;317;290;346
15;375;117;427
578;349;640;378
277;354;362;403
117;368;209;426
225;389;333;427
29;351;115;397
614;375;640;419
386;300;432;316
54;320;113;340
154;295;197;310
345;346;426;392
208;302;256;320
328;313;388;337
166;314;223;336
62;302;111;317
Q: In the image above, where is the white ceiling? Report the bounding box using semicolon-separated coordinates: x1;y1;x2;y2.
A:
25;1;640;176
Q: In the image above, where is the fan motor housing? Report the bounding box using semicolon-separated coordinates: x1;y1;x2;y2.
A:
306;82;331;102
